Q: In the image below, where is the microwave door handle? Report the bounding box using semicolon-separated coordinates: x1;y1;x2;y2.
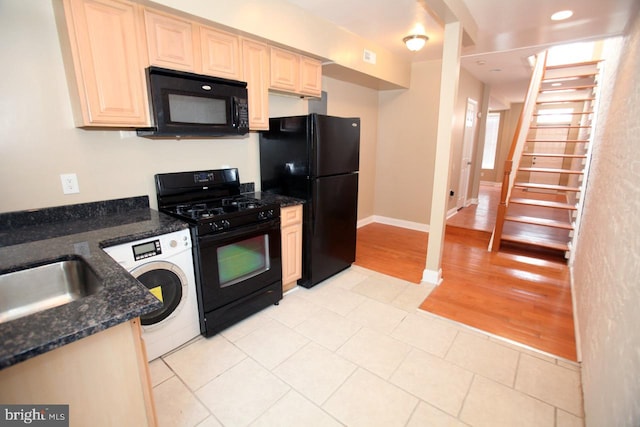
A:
232;97;239;127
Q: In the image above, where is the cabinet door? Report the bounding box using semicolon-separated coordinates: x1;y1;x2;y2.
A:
61;0;149;126
200;26;242;80
299;56;322;97
282;224;303;290
242;39;269;130
143;9;196;72
269;46;299;93
281;205;303;291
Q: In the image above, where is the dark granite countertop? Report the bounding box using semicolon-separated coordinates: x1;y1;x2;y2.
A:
247;191;306;207
0;196;188;369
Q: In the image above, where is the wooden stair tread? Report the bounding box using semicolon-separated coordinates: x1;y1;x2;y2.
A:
542;72;598;81
536;98;595;104
533;111;594;116
509;197;577;210
529;125;592;129
518;167;583;174
504;215;574;230
540;84;596;92
522;155;586;160
526;139;590;143
514;182;581;192
544;60;602;70
501;234;570;251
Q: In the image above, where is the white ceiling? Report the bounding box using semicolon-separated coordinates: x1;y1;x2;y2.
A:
286;0;638;109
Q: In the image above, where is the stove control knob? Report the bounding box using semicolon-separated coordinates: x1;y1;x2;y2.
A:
209;222;219;231
268;209;275;218
258;211;266;220
222;220;231;229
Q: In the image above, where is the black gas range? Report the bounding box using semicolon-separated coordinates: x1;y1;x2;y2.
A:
155;168;282;337
156;169;279;235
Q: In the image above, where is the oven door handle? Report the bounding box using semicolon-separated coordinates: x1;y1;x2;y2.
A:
198;219;280;243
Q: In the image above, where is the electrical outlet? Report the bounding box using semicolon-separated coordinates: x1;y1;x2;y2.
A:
60;173;80;194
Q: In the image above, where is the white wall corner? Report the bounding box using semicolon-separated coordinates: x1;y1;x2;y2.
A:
357;215;376;228
422;268;443;286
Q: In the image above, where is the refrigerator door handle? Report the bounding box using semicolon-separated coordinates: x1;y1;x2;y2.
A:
311;182;317;235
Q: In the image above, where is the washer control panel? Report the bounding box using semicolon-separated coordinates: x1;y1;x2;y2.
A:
132;239;162;261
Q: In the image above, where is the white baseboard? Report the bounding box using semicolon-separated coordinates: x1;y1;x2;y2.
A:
569;265;583;362
359;215;429;232
446;208;458;219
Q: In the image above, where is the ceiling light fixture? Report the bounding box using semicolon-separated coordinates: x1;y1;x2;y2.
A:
403;34;429;52
551;10;573;21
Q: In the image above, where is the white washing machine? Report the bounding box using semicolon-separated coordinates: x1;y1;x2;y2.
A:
103;228;200;361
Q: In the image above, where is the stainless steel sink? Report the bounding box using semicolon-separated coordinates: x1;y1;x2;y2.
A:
0;257;101;323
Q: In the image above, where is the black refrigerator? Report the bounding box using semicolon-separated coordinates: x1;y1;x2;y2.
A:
259;114;360;288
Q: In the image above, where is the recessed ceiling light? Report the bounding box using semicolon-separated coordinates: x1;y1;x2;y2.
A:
551;10;573;21
551;82;562;87
489;68;502;72
476;60;486;66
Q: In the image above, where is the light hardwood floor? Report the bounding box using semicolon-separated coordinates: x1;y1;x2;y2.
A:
354;183;577;361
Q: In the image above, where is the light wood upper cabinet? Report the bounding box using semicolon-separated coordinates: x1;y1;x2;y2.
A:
281;205;303;292
299;56;322;97
269;46;322;97
143;9;196;72
242;39;270;131
269;46;299;93
200;26;242;81
58;0;149;127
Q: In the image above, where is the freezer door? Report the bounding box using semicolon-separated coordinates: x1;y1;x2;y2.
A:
302;172;358;287
312;115;360;177
259;116;311;195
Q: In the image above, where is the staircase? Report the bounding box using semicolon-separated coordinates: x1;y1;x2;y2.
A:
490;53;603;258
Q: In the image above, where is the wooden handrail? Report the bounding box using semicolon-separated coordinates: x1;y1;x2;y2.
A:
489;51;548;252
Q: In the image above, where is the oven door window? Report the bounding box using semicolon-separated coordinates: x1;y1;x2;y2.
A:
217;234;270;288
166;93;229;125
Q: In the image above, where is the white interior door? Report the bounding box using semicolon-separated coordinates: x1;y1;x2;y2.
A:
458;98;477;209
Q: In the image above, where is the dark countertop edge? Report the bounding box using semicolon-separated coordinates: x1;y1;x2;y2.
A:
0;310;148;370
247;191;306;207
0;197;188;370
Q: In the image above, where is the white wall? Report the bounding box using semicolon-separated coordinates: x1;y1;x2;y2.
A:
375;60;485;226
375;60;441;226
572;7;640;427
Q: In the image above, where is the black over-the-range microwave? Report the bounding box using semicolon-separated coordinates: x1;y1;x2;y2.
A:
136;66;249;139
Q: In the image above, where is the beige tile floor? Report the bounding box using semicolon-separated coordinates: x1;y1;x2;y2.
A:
149;266;585;427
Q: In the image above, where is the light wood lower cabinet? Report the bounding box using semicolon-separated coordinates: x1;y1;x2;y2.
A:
281;205;303;292
0;319;157;427
57;0;150;127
